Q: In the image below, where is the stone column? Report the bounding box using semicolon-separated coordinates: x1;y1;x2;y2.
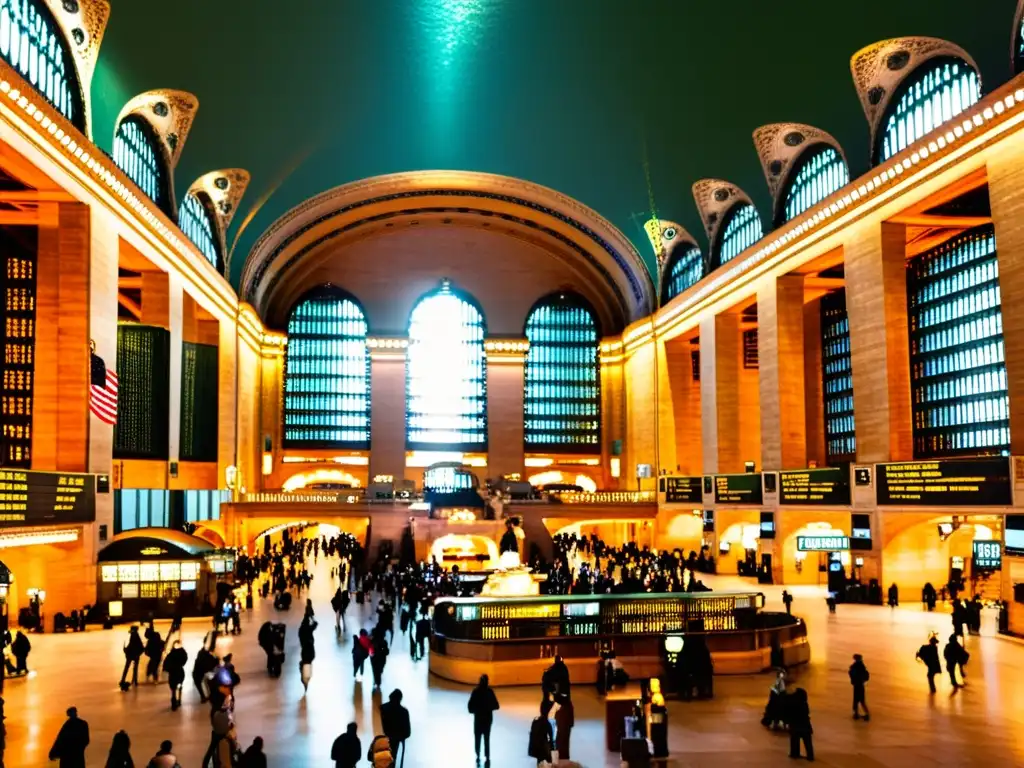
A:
664;338;701;474
844;221;913;463
700;313;742;473
803;298;826;468
218;316;237;489
486;354;525;479
369;353;407;484
758;275;807;470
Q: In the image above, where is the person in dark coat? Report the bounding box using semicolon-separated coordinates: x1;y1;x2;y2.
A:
554;693;574;761
104;729;134;768
849;654;870;720
922;582;937;611
162;640;188;711
468;674;500;764
353;629;371;680
943;633;967;688
887;583;899;608
241;736;267;768
527;700;554;767
144;626;165;684
298;615;317;692
915;635;942;693
542;656;571;698
192;636;218;702
951;599;966;638
48;707;90;768
379;689;411;765
120;626;145;689
370;637;389;691
782;590;793;615
11;631;30;675
331;722;362;768
786;688;813;761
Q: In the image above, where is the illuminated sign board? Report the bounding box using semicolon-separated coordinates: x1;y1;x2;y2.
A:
0;469;96;528
713;474;763;505
663;476;703;504
780;468;851;505
876;457;1012;506
797;535;850;552
973;540;1002;570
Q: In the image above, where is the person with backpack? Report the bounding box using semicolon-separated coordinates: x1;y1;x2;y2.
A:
120;625;145;690
527;700;554;767
367;734;393;768
468;674;500;764
915;634;942;693
849;654;870;720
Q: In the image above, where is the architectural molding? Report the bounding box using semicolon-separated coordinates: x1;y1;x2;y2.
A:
45;0;109;139
691;179;755;257
116;89;199;172
186;168;250;270
644;217;700;291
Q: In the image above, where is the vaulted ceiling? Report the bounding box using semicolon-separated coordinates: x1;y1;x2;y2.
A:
90;0;1015;285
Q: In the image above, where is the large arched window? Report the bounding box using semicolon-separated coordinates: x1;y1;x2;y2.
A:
524;292;600;452
716;204;762;267
113;116;169;212
0;0;82;130
179;192;221;271
781;146;849;225
877;58;980;164
406;280;487;451
283;287;370;449
661;246;703;304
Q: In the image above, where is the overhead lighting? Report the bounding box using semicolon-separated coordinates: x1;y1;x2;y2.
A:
0;528;79;548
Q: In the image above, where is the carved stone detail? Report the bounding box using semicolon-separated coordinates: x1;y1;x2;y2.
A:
46;0;109;139
187;169;251;271
752;122;846;222
691;178;754;247
116;89;199;171
644;217;699;286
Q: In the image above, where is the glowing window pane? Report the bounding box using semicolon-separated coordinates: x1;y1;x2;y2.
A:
284;287;370;449
180;562;200;580
113;116;168;211
139;562;159;581
0;0;79;127
406;281;487;450
662;246;703;304
159;562;180;581
179;192;220;270
879;59;980;164
117;563;140;582
101;564;118;583
907;226;1008;458
783;146;849;223
717;204;762;266
821;290;855;462
524;293;600;452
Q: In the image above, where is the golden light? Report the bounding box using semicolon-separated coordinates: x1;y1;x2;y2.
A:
610;458;621;478
109;600;123;618
261;452;273;476
282;469;362;491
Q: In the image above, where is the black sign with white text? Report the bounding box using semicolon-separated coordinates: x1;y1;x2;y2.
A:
876;457;1012;506
0;469;96;528
780;468;851;506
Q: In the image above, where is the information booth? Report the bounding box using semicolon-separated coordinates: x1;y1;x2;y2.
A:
97;528;221;621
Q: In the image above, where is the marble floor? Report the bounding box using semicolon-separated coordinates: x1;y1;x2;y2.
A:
4;566;1024;767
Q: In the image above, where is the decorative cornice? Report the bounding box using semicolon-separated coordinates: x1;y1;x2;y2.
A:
116;89;198;172
850;37;979;158
46;0;109;139
752;122;847;224
187;168;250;271
691;179;755;254
644;217;700;288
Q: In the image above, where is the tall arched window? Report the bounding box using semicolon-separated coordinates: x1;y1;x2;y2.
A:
524;292;600;452
877;58;980;164
406;280;487;451
781;146;849;225
0;0;82;130
662;246;703;304
114;116;169;212
179;192;220;271
716;204;762;267
283;287;370;449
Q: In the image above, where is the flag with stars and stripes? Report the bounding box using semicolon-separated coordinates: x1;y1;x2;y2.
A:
89;352;118;425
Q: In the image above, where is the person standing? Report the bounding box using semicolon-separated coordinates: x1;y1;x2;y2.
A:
554;693;575;763
162;640;188;711
848;654;870;721
104;729;134;767
786;688;814;761
120;625;145;690
370;636;389;691
542;656;571;699
331;722;362;768
298;615;317;693
467;674;499;765
145;740;177;768
380;689;411;767
915;635;942;693
144;625;165;683
781;590;793;615
48;707;90;768
887;583;899;608
11;630;30;675
331;588;344;634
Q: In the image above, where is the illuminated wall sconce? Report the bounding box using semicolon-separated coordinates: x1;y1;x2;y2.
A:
610;458;621;478
261;453;273;476
109;600;123;618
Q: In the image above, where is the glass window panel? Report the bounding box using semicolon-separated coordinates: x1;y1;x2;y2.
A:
117;563;140;582
406;280;487;450
101;565;118;583
180;562;200;580
120;583;139;599
139;563;159;581
821;290;856;463
160;562;180;581
717;204;763;267
783;146;850;223
662;246;704;304
178;192;220;271
113;116;168;212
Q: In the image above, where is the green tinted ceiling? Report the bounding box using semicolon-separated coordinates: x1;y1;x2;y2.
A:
91;0;1014;286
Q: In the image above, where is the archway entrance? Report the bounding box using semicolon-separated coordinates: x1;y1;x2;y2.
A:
430;534;498;572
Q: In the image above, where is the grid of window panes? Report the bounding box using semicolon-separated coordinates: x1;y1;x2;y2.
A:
114;324;170;460
742;329;759;369
1;228;35;467
0;0;79;128
284;291;370;448
524;295;600;452
184;489;230;523
406;282;487;450
821;290;855;462
423;465;474;493
114;488;170;533
663;246;703;303
717;204;762;266
907;226;1008;458
113;117;166;210
783;147;849;223
879;59;980;163
179;193;220;270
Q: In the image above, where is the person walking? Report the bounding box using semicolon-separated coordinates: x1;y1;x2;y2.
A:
298;614;317;693
241;736;267;768
104;729;135;768
554;693;575;763
380;689;411;767
162;640;188;711
11;630;30;675
786;688;814;761
915;634;942;693
943;633;966;688
353;629;372;681
331;588;344;634
542;655;571;699
527;700;554;767
848;654;870;721
49;706;90;768
331;722;362;768
145;740;177;768
144;625;165;683
782;590;793;615
370;636;389;691
468;674;499;765
120;625;145;690
887;583;899;608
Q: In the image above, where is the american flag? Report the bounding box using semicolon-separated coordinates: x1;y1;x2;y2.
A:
89;352;119;425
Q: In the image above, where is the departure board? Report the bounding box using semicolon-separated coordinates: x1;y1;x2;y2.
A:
714;474;763;504
663;476;703;503
780;468;851;505
876;457;1012;506
0;469;96;527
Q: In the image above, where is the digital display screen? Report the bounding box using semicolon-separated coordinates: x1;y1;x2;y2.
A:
797;535;850;552
973;540;1002;570
852;528;871;539
0;469;96;528
1006;516;1024;557
876;457;1012;506
714;474;763;504
663;476;703;503
779;468;851;505
760;511;775;540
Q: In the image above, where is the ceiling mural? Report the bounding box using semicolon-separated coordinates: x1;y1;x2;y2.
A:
90;0;1014;285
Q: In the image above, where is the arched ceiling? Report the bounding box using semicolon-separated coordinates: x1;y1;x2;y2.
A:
90;0;1013;285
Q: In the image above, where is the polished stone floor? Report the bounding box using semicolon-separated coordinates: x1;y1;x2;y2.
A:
4;563;1024;767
